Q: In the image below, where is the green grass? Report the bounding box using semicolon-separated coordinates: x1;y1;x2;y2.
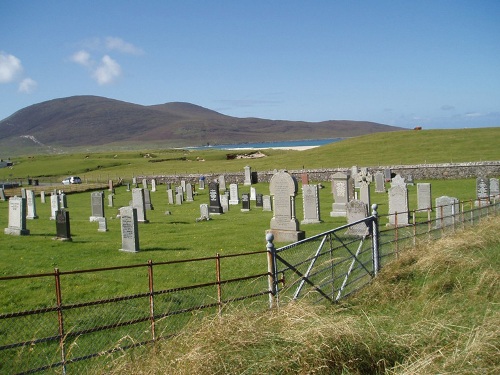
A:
96;216;500;374
1;127;498;182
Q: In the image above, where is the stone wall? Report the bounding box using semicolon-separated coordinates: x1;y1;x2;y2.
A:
139;161;500;185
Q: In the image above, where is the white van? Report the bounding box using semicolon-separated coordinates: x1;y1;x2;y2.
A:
62;176;82;185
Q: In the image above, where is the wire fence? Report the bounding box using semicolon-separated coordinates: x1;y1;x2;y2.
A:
1;198;499;374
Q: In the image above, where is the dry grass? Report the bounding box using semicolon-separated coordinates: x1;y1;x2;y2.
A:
97;217;500;375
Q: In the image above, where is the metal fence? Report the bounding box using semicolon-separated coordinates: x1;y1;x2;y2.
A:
1;198;498;374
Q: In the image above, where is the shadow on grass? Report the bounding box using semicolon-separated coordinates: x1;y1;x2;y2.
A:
141;247;190;252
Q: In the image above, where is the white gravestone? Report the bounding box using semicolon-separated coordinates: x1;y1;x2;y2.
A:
301;184;322;224
435;196;459;229
50;193;60;220
90;191;105;222
417;183;432;211
229;184;240;205
490;178;499;199
119;206;140;252
374;171;386;193
26;190;38;219
266;170;305;242
346;200;369;237
5;196;30;235
330;172;351;217
388;184;409;226
244;166;252;186
131;188;149;223
262;195;272;211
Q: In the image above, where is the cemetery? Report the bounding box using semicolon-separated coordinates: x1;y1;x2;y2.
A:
0;129;499;374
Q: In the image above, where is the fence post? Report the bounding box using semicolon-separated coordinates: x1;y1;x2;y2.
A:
216;253;222;316
266;233;278;308
54;268;66;375
371;204;380;276
147;260;156;342
412;210;416;247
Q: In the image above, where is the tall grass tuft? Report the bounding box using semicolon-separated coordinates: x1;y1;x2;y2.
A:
97;216;500;374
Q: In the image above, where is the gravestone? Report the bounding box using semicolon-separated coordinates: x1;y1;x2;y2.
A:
388;184;409;226
208;181;224;214
59;192;67;209
181;180;186;193
132;177;138;188
197;204;210;221
330;172;351;217
417;183;432;211
50;193;60;220
144;189;154;210
391;174;406;188
301;172;309;185
21;188;26;199
256;193;263;208
374;171;386;193
358;179;371;208
351;166;360;188
301;184;321;224
175;190;183;205
151;179;157;192
4;196;29;235
266;170;305;242
250;187;256;201
218;175;226;191
126;183;131;192
90;191;105;222
0;188;5;201
97;217;108;232
26;190;38;219
220;194;229;212
244;166;252;186
55;209;71;241
186;183;194;202
142;178;148;189
40;191;46;203
108;193;114;207
131;188;149;223
475;177;489;205
241;193;250;212
490;178;500;199
108;179;114;191
119;206;140;252
263;195;272;211
229;184;240;205
435;196;459;228
167;189;174;204
199;176;206;190
384;168;392;182
346;200;369;237
406;175;414;186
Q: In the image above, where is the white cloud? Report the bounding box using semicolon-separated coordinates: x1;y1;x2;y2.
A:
92;55;121;85
18;78;37;93
0;52;23;83
71;50;93;67
105;37;143;55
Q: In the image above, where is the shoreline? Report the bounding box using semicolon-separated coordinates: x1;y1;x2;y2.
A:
225;145;319;151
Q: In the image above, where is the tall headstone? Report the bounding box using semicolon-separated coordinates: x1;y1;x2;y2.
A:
142;178;148;190
90;191;105;222
40;191;46;203
151;179;157;192
132;188;148;223
345;200;369;237
59;192;67;209
26;190;38;219
435;196;459;228
108;193;114;207
262;195;272;211
330;172;351;217
208;181;224;214
374;171;386;193
266;170;305;242
220;194;229;212
351;166;360;188
241;193;250;212
4;196;29;235
175;191;183;205
256;193;263;208
476;177;490;205
119;206;140;252
186;183;194;202
301;184;321;224
244;166;252;186
144;189;154;210
197;204;210;221
0;188;6;201
301;172;309;185
229;183;240;205
108;179;114;192
384;168;392;182
417;183;432;211
218;175;226;192
167;189;174;204
250;187;257;201
55;209;71;241
388;184;409;226
132;177;138;188
50;193;60;220
199;176;206;190
490;178;500;199
181;180;186;193
97;217;108;232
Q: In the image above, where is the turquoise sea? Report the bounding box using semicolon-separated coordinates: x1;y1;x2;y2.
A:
192;138;343;150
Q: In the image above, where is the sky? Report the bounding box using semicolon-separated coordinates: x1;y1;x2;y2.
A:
1;1;500;129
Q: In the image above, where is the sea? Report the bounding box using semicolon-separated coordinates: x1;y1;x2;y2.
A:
190;138;343;150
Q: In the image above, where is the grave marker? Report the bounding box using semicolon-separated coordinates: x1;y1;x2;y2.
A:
244;166;252;186
301;184;321;224
346;200;369;237
417;183;432;211
144;189;154;210
208;181;224;214
131;188;149;223
229;184;240;205
374;171;386;193
186;183;194;202
55;209;71;241
490;178;499;199
241;193;250;211
26;189;38;219
388;184;409;226
119;206;140;252
435;196;459;228
50;193;60;220
4;196;29;235
262;195;272;211
330;172;351;217
90;192;105;222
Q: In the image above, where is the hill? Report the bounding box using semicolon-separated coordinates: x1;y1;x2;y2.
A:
0;95;403;156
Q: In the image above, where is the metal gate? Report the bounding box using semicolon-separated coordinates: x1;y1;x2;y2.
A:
266;206;380;306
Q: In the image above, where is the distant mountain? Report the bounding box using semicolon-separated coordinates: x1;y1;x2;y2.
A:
0;95;405;154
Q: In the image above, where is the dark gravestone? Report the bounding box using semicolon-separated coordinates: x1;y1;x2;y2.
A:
208;181;223;214
55;209;71;241
241;193;250;211
256;193;263;207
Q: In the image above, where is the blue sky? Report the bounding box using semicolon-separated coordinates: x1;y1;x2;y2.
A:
1;1;499;129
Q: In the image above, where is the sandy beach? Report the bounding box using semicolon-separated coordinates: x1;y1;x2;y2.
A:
225;145;320;151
